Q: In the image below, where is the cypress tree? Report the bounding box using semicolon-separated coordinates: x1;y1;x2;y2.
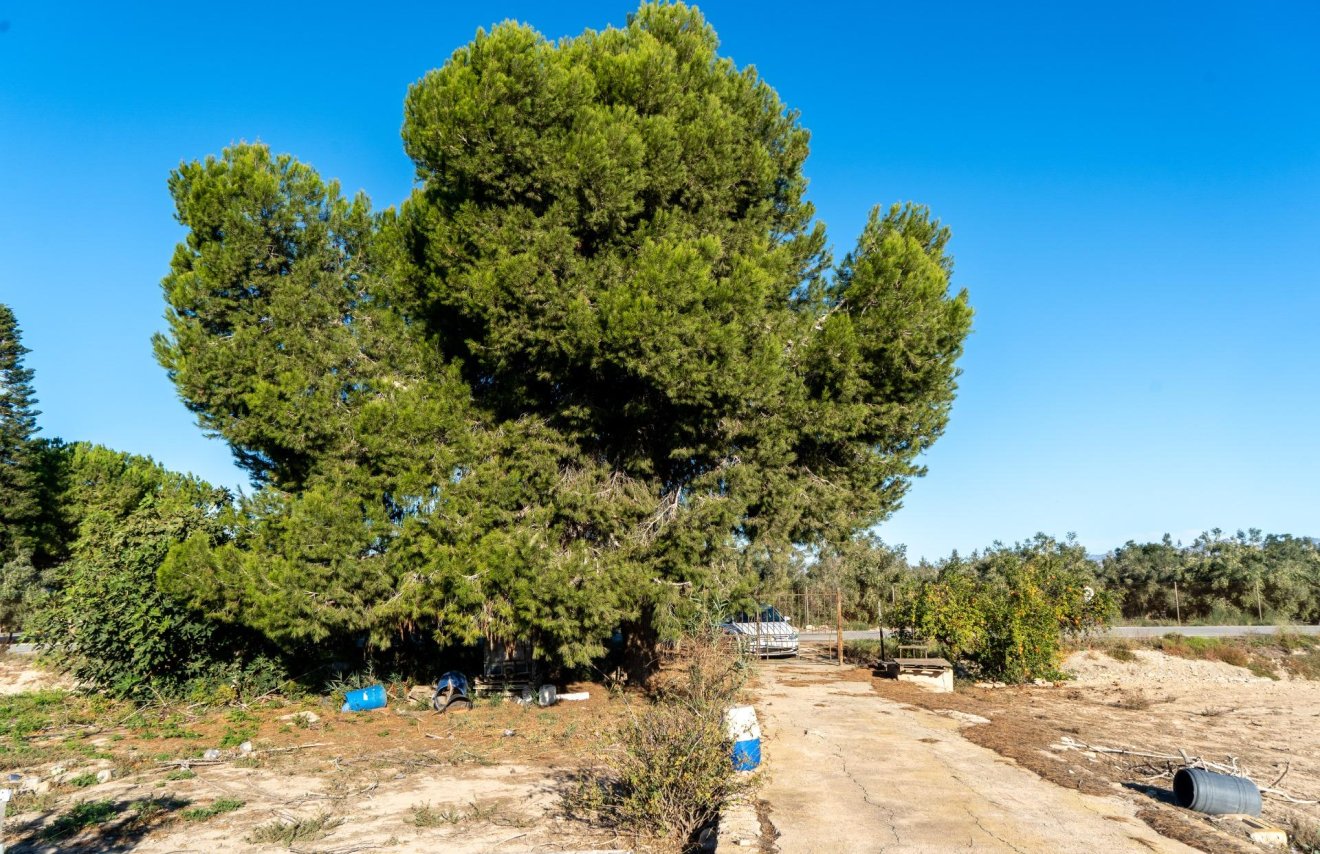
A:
0;303;42;633
0;303;41;561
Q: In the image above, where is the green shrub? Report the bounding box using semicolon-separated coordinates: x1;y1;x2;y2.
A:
567;701;745;851
843;639;887;665
25;444;281;701
899;535;1115;682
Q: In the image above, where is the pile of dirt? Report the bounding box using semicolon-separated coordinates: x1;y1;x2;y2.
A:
1064;649;1273;689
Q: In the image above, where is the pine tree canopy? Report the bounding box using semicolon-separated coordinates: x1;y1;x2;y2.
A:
155;2;973;665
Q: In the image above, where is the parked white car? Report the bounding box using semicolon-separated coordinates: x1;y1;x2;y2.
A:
720;605;800;657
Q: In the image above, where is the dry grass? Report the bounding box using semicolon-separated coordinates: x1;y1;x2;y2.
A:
566;629;753;853
1285;812;1320;854
1282;650;1320;681
410;798;532;828
1149;634;1282;679
1104;642;1138;662
1114;692;1152;711
247;811;343;845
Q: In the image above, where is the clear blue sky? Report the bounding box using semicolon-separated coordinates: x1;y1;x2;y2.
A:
2;2;1317;560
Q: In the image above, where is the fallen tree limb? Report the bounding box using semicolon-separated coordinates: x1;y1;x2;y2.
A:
1057;736;1318;804
260;742;330;754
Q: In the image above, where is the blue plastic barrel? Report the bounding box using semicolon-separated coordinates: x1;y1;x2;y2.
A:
1173;767;1261;816
341;683;387;712
725;706;761;771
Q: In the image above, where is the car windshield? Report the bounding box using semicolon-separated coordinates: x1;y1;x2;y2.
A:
733;605;785;623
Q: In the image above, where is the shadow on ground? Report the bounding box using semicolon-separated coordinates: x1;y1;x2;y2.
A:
8;794;191;853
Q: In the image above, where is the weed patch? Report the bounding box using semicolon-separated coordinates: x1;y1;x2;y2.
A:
248;811;343;845
1104;643;1137;663
410;800;513;827
0;690;72;739
566;628;750;852
130;795;189;823
182;798;244;821
1282;650;1320;680
43;799;120;840
842;639;886;666
1114;692;1152;711
1153;634;1279;678
9;789;58;814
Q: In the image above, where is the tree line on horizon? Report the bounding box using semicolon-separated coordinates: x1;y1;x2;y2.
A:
777;529;1320;630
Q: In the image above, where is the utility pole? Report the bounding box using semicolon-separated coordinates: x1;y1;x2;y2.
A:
1256;578;1264;623
1174;580;1181;626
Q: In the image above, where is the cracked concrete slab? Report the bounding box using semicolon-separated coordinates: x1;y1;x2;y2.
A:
754;661;1199;853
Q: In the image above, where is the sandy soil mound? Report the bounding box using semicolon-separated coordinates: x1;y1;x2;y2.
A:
1064;649;1272;689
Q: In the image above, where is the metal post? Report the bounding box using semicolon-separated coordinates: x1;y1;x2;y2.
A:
755;601;765;662
1;786;11;854
836;585;844;667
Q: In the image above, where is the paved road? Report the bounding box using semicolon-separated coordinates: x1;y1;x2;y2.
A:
754;659;1198;853
799;624;1320;642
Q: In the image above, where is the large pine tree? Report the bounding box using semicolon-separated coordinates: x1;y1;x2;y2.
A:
156;3;973;665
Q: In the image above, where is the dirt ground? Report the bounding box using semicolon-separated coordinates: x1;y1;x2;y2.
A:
6;644;1317;852
0;655;636;852
0;656;73;696
755;656;1200;853
859;647;1320;853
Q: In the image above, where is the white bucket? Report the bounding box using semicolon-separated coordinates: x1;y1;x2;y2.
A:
724;705;761;771
724;705;760;742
